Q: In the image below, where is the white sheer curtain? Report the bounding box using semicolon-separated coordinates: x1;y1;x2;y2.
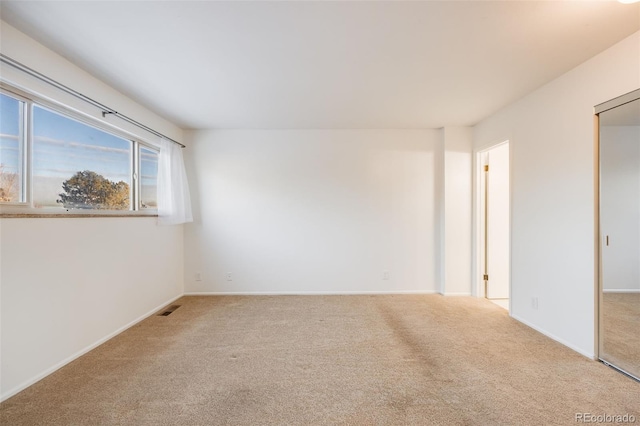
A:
157;138;193;225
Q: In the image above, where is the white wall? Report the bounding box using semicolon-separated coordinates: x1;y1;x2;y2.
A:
473;31;640;357
184;129;439;294
600;126;640;292
0;23;185;400
434;129;445;294
441;127;473;295
0;219;183;400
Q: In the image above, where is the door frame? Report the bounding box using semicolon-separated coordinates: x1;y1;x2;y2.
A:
473;140;512;310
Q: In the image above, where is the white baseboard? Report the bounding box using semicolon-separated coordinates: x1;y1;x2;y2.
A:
442;292;472;297
511;313;595;359
185;290;439;296
0;293;184;403
603;289;640;293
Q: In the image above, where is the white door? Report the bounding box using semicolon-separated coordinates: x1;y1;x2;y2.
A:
484;143;510;299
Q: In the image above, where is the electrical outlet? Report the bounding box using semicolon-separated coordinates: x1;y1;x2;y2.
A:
195;272;202;281
383;270;390;280
532;297;538;310
226;272;233;281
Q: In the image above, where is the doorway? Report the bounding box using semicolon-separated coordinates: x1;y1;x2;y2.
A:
477;142;510;310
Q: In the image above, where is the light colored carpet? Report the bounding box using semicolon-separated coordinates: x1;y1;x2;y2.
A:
489;298;509;310
601;292;640;379
1;295;638;425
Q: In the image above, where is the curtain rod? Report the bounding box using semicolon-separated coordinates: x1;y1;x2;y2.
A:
0;53;186;148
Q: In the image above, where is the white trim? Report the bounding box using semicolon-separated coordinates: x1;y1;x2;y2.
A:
511;314;595;360
0;293;183;402
442;292;472;296
602;289;640;293
185;290;439;296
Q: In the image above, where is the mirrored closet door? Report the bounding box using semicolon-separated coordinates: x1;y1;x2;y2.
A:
597;89;640;380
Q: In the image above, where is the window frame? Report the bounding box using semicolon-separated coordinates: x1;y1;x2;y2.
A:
0;83;160;217
138;144;160;211
0;89;28;205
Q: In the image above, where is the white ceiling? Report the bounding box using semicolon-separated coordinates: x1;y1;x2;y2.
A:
1;1;639;130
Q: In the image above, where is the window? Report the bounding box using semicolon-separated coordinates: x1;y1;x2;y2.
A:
140;146;158;209
33;106;133;209
0;86;159;214
0;93;25;203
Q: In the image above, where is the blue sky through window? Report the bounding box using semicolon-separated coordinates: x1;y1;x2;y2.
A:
32;106;135;207
0;93;21;175
33;105;132;181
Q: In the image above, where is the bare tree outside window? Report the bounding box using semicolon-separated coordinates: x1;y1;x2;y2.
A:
0;163;18;202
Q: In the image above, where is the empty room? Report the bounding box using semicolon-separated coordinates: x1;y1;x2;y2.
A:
0;1;639;425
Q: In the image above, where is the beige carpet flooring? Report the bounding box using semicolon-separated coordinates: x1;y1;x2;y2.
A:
1;295;639;425
601;292;640;379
